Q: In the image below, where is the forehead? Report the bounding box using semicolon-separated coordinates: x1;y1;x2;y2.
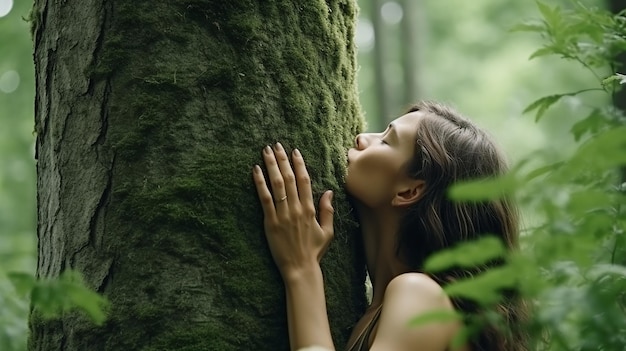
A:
391;111;424;135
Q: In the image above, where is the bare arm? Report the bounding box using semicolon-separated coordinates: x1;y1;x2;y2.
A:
284;265;334;350
252;143;336;351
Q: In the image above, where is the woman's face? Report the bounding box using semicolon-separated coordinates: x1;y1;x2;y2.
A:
346;111;422;208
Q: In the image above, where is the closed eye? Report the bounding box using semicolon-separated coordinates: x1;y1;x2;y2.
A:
380;131;390;145
380;124;393;145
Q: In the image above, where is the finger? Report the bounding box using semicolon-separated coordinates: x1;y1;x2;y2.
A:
252;164;277;222
263;145;288;210
292;149;314;215
319;190;334;236
273;142;299;207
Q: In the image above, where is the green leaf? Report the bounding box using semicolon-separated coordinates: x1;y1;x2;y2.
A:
587;264;626;280
522;94;564;122
424;236;506;273
444;266;518;305
509;255;544;296
570;109;605;141
448;174;518;201
524;162;564;182
566;190;612;216
59;271;109;325
31;282;63;318
29;270;109;324
450;324;480;350
570;126;626;170
63;282;108;325
408;309;462;327
509;22;545;33
529;47;558;60
7;272;36;296
602;74;626;87
536;1;561;29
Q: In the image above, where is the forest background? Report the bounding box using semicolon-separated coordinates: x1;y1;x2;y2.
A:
1;0;624;350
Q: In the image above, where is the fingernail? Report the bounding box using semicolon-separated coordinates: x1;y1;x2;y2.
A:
253;165;261;174
293;149;301;157
329;190;334;201
275;142;283;151
264;145;271;154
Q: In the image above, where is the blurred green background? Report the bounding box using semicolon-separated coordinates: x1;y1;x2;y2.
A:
0;0;606;349
1;0;36;272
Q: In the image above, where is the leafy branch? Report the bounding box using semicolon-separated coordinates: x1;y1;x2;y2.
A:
8;270;108;325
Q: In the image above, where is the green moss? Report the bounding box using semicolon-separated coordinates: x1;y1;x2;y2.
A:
27;1;42;39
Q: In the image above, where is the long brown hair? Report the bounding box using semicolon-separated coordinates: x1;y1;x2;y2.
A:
397;101;528;351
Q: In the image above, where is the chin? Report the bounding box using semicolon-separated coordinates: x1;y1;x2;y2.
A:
343;179;361;204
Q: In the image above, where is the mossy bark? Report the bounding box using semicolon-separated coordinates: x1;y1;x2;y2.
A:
29;1;366;350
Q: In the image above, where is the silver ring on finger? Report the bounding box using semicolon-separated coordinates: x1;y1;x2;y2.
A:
276;195;287;203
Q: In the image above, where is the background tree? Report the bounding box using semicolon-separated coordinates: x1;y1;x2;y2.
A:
399;0;419;107
27;1;366;350
369;0;391;129
609;0;626;186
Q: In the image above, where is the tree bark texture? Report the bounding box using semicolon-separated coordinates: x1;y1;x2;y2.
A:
29;1;366;350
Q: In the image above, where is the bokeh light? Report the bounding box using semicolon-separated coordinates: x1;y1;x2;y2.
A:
381;1;403;25
0;70;20;93
0;0;13;18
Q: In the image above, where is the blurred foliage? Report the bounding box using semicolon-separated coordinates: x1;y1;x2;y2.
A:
1;0;624;350
10;270;108;325
429;2;626;350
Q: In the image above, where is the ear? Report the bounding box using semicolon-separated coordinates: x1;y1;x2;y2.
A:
391;179;425;208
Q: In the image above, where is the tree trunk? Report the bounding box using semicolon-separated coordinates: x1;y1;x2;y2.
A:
400;0;419;106
29;1;366;350
371;0;390;130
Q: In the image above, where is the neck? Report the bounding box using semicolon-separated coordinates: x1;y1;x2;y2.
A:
355;202;411;308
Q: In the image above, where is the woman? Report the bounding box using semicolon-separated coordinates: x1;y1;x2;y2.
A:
252;101;527;351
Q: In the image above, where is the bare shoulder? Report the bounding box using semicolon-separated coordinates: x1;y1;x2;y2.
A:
385;273;448;301
382;273;454;327
370;273;466;351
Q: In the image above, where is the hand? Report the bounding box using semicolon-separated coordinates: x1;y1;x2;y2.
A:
252;143;334;279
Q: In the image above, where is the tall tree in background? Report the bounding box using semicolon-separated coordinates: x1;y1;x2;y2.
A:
400;0;419;106
609;0;626;190
28;1;366;350
365;0;420;129
371;0;391;128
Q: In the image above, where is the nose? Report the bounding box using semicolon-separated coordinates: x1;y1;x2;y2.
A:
354;133;369;150
355;134;364;150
